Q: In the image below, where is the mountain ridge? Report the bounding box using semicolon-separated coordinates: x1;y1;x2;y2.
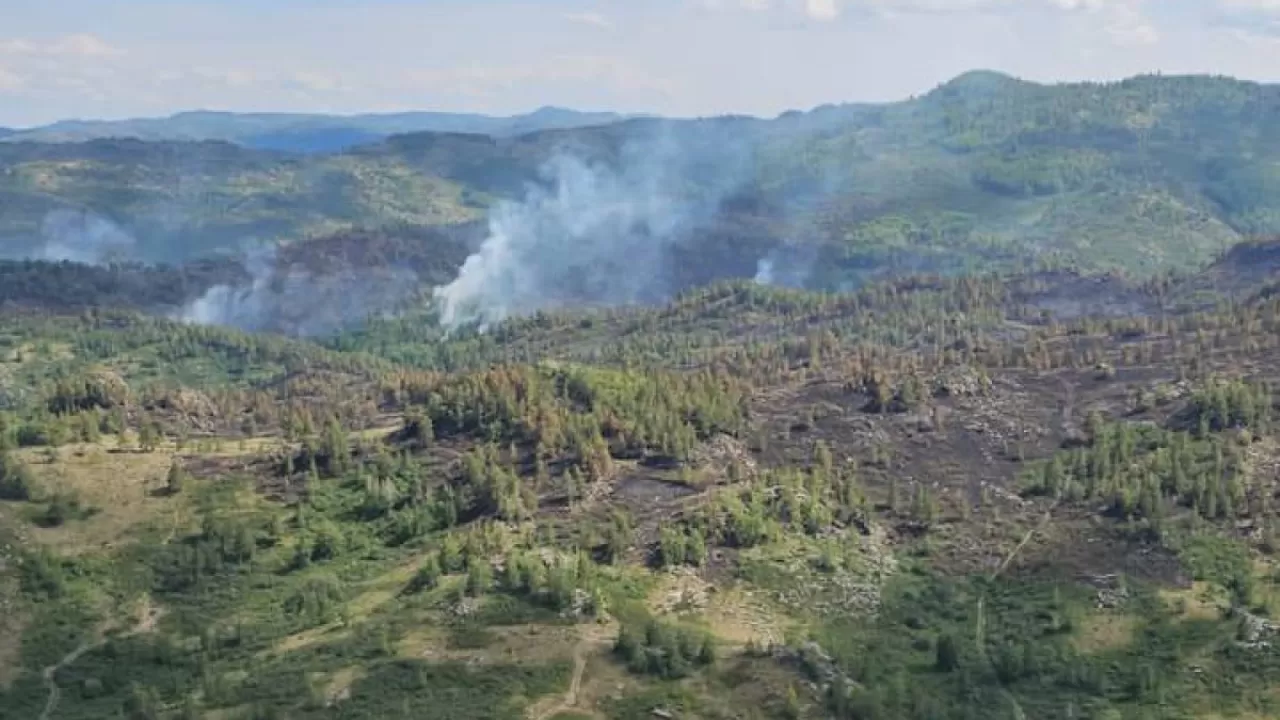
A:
2;70;1280;307
0;107;642;153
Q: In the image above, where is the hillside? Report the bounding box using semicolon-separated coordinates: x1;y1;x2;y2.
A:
1;72;1279;309
0;139;483;264
2;242;1280;719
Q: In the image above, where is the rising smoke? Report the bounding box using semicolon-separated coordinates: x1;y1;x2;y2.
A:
37;209;137;264
177;244;421;337
9;122;836;337
753;241;818;289
433;123;760;330
754;257;777;285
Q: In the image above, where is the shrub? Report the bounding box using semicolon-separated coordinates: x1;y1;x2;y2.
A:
0;451;36;500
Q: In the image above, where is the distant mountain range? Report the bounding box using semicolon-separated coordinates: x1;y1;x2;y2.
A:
0;107;640;153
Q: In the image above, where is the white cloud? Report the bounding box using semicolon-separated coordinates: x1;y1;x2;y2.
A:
0;0;1276;127
696;0;774;10
398;54;678;100
806;0;841;20
1219;0;1280;10
1214;0;1280;37
0;33;123;58
51;33;124;58
291;71;345;93
859;0;1008;12
849;0;1159;45
563;12;615;29
1047;0;1106;9
693;0;1160;18
1105;4;1160;45
1109;19;1160;45
0;66;24;92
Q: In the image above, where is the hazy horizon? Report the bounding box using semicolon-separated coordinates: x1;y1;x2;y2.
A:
2;66;1274;132
2;0;1279;128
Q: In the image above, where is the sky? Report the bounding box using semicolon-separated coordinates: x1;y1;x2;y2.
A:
0;0;1279;127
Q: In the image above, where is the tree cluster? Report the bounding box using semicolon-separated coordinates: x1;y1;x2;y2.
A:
613;619;716;679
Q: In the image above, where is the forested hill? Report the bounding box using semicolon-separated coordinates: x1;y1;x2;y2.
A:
2;71;1279;284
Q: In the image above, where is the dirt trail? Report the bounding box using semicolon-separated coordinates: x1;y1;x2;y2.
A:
995;503;1055;578
974;376;1072;720
162;503;182;545
529;623;614;720
34;458;180;720
38;601;162;720
38;641;97;720
974;480;1060;720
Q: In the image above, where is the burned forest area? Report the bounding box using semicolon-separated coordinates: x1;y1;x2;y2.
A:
6;72;1280;720
0;243;1279;720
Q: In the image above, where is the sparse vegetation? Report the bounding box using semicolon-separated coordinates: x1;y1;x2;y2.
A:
5;253;1280;716
8;72;1280;718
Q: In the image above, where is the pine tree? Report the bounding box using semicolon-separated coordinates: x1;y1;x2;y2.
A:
409;555;442;593
166;461;186;496
465;559;492;597
935;633;960;672
80;411;100;444
686;530;708;567
138;421;161;453
566;467;582;510
785;685;802;720
658;526;687;568
0;451;36;500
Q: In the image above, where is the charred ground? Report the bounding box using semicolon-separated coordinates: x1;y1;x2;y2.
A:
2;242;1280;719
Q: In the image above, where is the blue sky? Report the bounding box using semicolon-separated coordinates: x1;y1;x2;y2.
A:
0;0;1278;127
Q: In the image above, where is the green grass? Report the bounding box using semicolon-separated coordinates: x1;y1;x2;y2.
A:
328;661;570;719
807;565;1280;720
7;231;1280;720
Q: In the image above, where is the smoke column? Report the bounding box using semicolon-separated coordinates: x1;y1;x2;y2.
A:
178;244;420;337
752;240;816;289
433;123;755;330
753;257;776;285
38;209;137;264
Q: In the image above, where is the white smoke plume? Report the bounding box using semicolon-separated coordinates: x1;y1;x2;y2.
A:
753;257;776;285
178;244;420;337
433;124;756;330
752;241;816;289
177;244;276;330
37;209;136;264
